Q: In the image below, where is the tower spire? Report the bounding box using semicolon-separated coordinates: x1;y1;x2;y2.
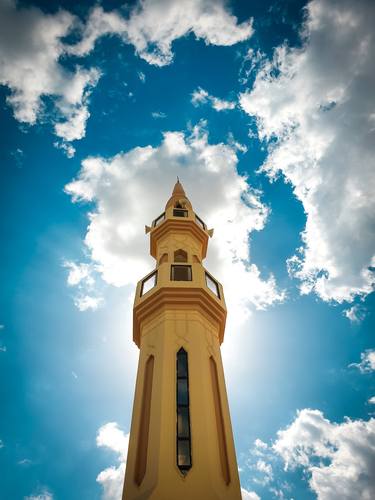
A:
172;177;186;197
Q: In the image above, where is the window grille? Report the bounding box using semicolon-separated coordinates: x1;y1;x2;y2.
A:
205;272;220;298
141;271;157;296
153;212;165;227
195;214;206;230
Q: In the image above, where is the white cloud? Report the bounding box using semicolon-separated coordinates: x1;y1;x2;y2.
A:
137;71;146;83
240;0;375;304
18;458;32;466
191;86;209;104
368;396;375;405
74;295;104;312
255;459;273;484
65;126;284;327
64;261;95;287
227;132;248;154
192;86;236;111
273;408;375;500
349;349;375;373
211;97;236;112
151;111;166;119
0;345;7;352
1;0;251;146
343;304;367;323
239;48;265;86
96;422;129;500
63;260;104;311
53;141;76;159
244;440;274;488
24;489;53;500
97;422;129;460
70;0;253;66
254;438;268;451
0;0;100;143
241;489;260;500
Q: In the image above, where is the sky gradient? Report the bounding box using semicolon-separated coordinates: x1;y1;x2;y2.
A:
1;1;374;499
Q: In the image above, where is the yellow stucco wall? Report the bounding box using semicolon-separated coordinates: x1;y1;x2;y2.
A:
123;310;241;500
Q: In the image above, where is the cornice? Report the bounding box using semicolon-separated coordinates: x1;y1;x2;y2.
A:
133;287;226;347
150;219;209;259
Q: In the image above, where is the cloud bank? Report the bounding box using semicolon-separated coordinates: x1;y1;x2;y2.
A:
240;0;375;304
0;0;100;145
70;0;253;66
0;0;253;150
274;409;375;500
65;126;284;323
245;408;375;500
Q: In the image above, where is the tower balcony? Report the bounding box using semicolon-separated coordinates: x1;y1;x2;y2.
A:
133;263;227;347
147;213;212;261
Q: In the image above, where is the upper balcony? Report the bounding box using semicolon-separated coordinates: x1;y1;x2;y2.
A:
147;208;212;260
133;263;226;347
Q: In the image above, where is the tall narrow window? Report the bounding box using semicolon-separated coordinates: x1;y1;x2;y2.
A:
134;355;154;486
176;348;192;473
210;356;230;485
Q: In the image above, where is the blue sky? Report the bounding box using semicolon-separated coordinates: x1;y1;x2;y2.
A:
1;1;374;499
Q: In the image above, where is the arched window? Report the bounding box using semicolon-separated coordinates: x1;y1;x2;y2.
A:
176;348;192;474
173;201;188;217
174;249;188;263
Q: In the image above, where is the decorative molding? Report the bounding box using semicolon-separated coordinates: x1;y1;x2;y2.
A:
150;219;209;259
133;287;226;347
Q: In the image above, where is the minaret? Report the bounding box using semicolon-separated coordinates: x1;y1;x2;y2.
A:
122;181;241;499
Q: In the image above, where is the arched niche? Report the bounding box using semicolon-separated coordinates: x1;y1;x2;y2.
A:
159;253;168;264
174;249;188;263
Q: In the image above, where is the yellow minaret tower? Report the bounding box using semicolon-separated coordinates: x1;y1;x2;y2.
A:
122;180;241;500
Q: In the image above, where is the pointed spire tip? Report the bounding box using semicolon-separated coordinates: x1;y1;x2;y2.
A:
172;177;186;197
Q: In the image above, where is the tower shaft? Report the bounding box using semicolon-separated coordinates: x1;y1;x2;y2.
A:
123;181;241;499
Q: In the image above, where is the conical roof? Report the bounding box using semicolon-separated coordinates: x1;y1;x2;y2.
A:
165;178;191;210
172;178;186;197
